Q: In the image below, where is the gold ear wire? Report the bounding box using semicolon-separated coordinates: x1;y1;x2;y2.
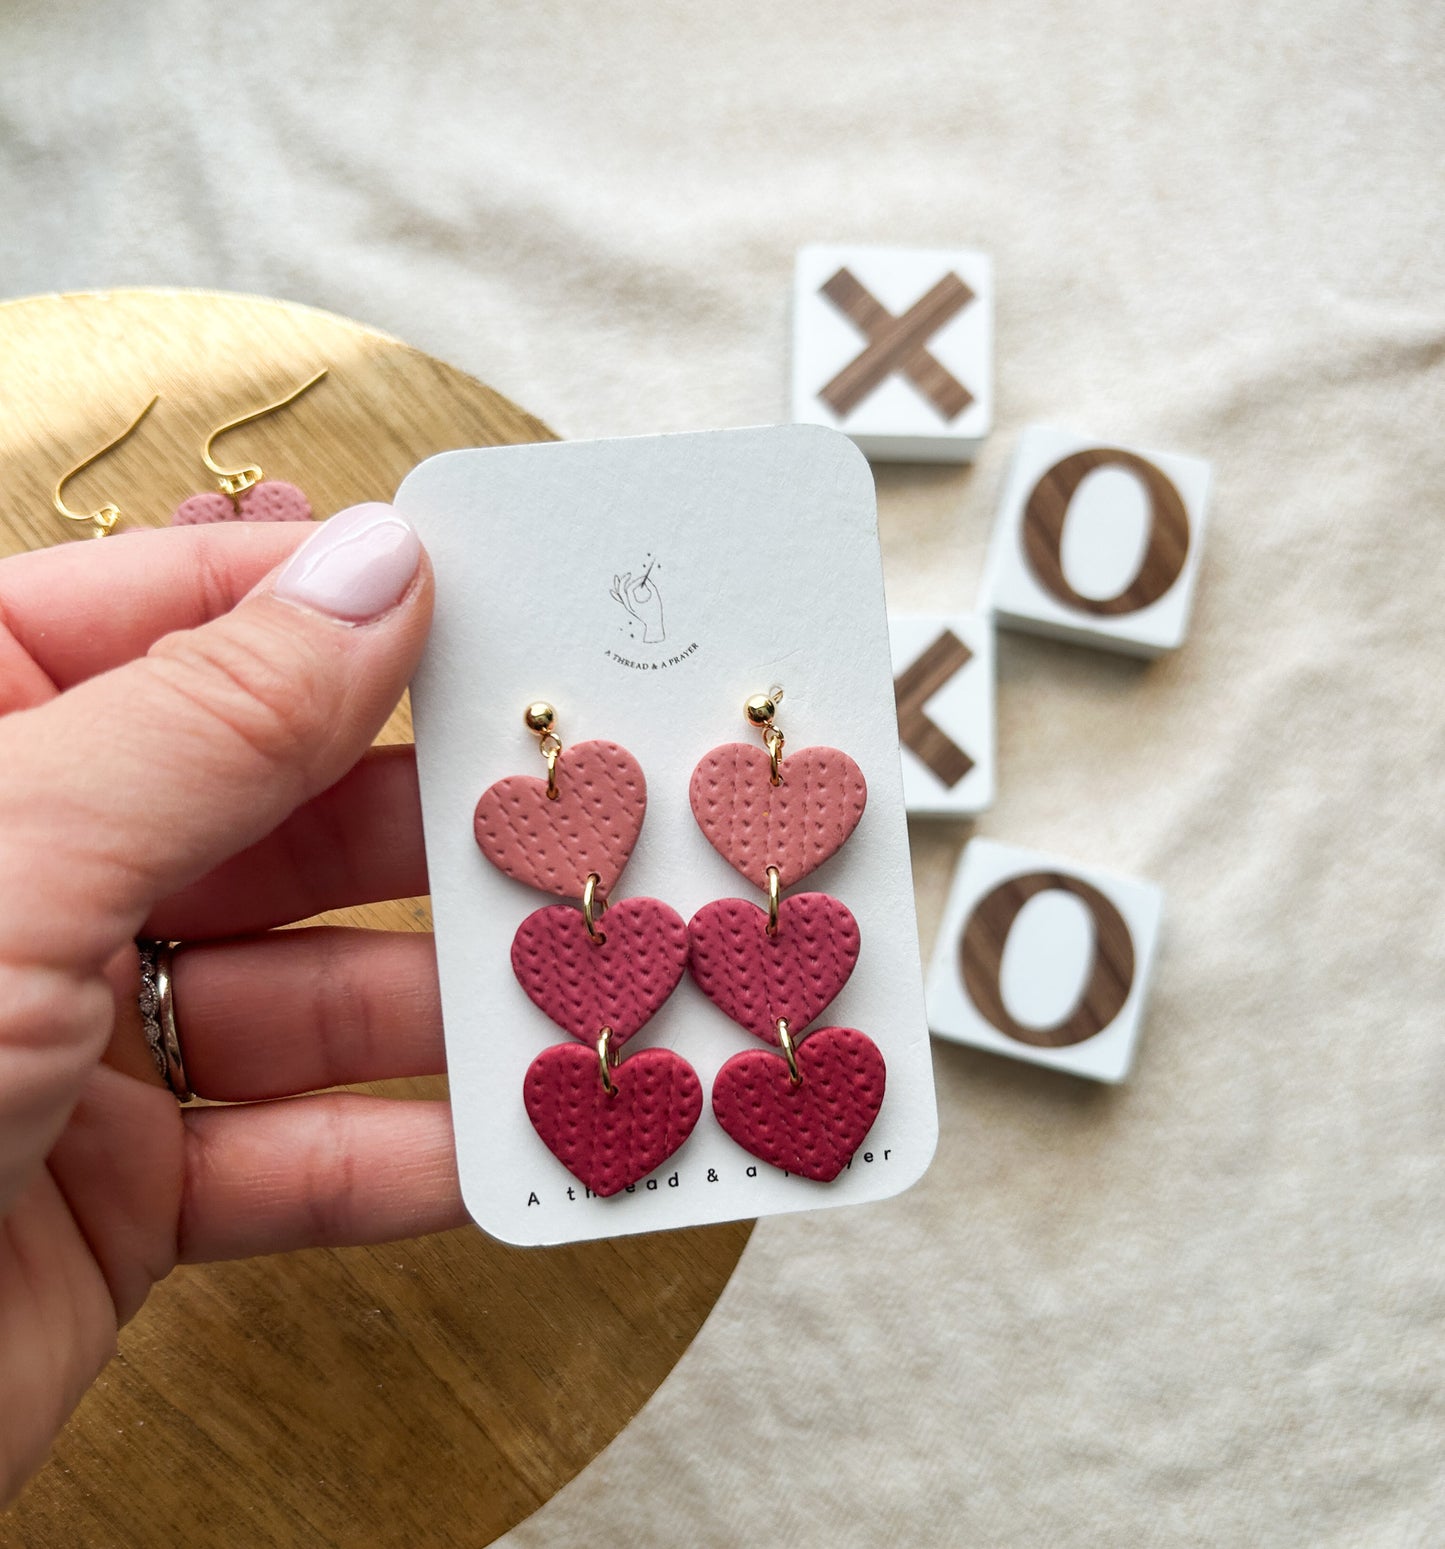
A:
53;394;160;538
202;367;328;497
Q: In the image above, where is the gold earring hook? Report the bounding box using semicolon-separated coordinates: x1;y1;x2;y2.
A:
53;394;160;539
202;367;328;497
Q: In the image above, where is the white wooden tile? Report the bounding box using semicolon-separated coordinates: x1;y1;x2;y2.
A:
890;613;995;815
926;838;1164;1083
791;244;993;462
982;426;1212;656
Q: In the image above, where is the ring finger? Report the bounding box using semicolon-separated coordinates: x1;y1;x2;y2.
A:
169;928;445;1101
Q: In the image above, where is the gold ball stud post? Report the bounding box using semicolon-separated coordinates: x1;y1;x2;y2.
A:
744;693;776;728
524;701;556;736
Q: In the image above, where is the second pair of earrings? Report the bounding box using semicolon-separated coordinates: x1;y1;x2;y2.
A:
51;370;325;541
473;694;888;1198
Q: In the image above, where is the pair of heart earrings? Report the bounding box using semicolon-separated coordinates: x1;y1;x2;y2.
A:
472;691;888;1197
51;370;326;539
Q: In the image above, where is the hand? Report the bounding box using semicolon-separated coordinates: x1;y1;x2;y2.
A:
0;506;466;1504
610;569;665;644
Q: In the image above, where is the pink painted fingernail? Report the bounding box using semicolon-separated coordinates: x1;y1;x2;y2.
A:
272;503;421;622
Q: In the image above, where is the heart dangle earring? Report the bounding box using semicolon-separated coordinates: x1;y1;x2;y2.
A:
171;368;327;525
52;394;159;539
473;702;702;1197
687;688;886;1181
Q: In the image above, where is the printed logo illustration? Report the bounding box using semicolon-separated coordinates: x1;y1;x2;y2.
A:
611;555;666;644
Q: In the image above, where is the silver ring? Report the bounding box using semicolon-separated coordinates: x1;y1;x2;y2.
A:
136;940;193;1102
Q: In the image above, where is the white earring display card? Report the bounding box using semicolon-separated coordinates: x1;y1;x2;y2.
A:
982;426;1213;657
926;838;1164;1083
791;244;994;462
890;612;996;815
397;425;938;1246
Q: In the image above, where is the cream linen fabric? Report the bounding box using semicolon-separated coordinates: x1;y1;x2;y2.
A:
2;3;1442;1544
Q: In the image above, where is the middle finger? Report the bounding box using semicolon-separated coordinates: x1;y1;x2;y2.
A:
144;743;428;940
172;927;445;1101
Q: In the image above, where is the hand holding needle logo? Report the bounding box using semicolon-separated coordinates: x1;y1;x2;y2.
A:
610;556;666;644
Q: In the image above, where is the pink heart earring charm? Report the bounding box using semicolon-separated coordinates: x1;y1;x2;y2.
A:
689;688;867;893
171;369;326;525
475;701;701;1197
688;688;885;1182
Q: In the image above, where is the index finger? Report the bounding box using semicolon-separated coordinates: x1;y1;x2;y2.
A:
0;523;313;693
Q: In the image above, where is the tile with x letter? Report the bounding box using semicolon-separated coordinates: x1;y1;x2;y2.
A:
791;243;993;462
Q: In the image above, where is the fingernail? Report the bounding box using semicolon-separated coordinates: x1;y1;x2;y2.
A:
272;503;422;622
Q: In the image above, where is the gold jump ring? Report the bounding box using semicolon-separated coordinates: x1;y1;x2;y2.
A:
583;872;608;944
596;1027;619;1096
776;1018;802;1088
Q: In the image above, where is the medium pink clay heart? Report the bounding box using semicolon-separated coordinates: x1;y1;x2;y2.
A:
687;892;860;1044
689;742;867;889
711;1026;886;1183
171;480;313;525
475;739;646;900
511;896;687;1048
524;1043;702;1196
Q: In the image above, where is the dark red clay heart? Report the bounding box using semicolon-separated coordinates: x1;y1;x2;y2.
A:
171;480;313;524
689;742;867;889
687;892;860;1044
711;1026;886;1183
474;739;646;899
523;1043;702;1197
511;896;687;1049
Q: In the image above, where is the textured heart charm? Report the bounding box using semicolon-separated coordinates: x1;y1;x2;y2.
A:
689;742;867;888
524;1044;703;1196
711;1026;886;1183
475;739;646;899
687;892;860;1043
511;896;687;1049
172;480;313;525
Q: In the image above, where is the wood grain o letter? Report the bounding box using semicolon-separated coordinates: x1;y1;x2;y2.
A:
959;872;1135;1048
1022;448;1190;616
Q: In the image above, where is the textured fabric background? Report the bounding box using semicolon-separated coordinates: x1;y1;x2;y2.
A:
2;4;1442;1544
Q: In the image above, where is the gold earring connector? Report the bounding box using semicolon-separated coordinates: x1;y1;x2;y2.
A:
744;685;786;784
524;700;563;799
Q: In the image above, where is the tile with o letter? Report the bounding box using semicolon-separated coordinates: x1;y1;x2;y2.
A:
926;837;1164;1083
982;426;1212;656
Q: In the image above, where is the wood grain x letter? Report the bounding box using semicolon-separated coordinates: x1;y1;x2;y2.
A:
894;629;975;787
818;268;975;420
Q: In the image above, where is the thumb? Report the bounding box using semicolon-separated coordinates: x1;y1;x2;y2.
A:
0;502;432;974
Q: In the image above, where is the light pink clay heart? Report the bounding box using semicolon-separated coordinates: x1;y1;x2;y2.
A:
687;892;860;1044
689;742;867;890
711;1026;886;1183
475;739;646;900
171;480;313;525
511;896;687;1049
524;1043;702;1196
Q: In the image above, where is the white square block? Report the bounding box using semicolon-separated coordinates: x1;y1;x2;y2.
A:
982;426;1213;656
926;838;1164;1083
890;613;996;815
791;243;993;462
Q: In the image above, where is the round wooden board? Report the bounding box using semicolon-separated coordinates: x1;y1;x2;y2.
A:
0;290;752;1548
